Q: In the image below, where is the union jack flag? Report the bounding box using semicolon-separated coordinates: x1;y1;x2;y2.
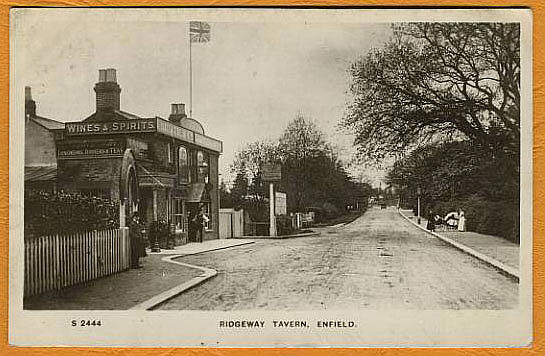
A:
190;21;211;43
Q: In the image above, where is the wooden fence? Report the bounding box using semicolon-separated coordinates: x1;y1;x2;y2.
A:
24;228;130;297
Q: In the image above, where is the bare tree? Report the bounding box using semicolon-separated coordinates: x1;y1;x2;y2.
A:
342;23;520;161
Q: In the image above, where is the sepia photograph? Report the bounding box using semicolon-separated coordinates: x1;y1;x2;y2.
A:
9;7;532;347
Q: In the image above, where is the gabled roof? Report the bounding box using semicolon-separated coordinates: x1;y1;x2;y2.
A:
31;115;65;130
83;109;145;122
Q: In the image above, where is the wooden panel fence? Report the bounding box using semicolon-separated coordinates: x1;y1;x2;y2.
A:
24;228;130;297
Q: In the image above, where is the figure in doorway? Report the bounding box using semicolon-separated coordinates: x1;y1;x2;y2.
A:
193;205;209;243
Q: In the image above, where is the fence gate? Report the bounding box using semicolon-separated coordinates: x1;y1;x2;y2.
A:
219;209;244;238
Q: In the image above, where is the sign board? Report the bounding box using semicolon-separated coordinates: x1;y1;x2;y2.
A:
262;163;281;182
64;118;223;153
65;119;156;135
156;118;194;143
57;139;126;159
275;191;287;215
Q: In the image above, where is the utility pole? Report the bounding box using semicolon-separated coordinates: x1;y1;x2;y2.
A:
269;182;277;237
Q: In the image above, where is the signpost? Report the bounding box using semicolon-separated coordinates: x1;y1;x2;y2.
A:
262;163;281;237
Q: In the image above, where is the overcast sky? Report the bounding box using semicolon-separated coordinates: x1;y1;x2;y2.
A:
14;9;391;186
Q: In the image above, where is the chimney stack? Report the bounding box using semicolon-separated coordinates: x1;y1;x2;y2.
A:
94;68;121;112
168;103;187;125
25;86;36;116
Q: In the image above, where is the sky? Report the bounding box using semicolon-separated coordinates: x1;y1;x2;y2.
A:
14;9;391;187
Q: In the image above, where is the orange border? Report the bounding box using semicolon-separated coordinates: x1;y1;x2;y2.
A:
2;1;543;355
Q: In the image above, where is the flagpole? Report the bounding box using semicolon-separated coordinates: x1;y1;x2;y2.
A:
189;31;193;117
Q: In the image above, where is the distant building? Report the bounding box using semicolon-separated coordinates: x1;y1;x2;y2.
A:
24;86;64;193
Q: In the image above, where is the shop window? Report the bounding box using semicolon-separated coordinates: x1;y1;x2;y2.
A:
202;203;212;230
197;150;210;183
178;146;190;183
174;199;186;231
167;143;172;164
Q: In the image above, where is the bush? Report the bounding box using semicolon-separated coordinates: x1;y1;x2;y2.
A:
148;220;173;248
24;191;119;238
432;195;519;243
276;215;296;236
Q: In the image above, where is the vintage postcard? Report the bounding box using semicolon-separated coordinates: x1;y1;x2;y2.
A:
9;7;532;347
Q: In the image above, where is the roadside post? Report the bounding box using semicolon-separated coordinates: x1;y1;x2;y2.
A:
262;163;282;237
417;187;421;225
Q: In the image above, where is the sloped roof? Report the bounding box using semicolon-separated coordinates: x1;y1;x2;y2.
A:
83;109;146;122
185;183;210;202
25;166;57;182
31;115;65;130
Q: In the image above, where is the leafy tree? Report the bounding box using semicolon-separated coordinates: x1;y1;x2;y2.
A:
231;167;249;210
278;114;332;211
231;114;370;219
342;23;520;161
219;179;233;209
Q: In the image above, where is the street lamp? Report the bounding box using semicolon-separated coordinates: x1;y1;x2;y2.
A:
417;187;421;225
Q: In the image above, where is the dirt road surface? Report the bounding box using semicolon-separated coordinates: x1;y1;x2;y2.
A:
157;207;518;310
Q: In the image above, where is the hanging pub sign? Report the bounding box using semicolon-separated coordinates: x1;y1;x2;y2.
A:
262;163;282;182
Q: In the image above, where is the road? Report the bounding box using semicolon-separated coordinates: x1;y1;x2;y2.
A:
157;207;518;310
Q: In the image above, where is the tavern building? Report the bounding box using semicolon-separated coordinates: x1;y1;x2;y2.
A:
52;68;222;241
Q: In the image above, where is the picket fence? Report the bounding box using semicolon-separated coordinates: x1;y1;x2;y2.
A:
24;228;131;297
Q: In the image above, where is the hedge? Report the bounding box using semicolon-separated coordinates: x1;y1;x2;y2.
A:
431;195;519;243
24;191;119;238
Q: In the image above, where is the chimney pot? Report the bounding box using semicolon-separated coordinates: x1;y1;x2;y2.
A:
171;103;186;116
169;103;187;124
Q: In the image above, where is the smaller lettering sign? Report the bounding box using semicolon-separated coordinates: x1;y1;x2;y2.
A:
57;139;126;159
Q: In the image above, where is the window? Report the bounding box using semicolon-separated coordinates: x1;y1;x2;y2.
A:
197;150;210;183
167;143;172;163
173;199;186;231
178;146;189;183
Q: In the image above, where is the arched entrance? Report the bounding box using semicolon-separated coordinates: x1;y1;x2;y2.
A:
119;149;139;227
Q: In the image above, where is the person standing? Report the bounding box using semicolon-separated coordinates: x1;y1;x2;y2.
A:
426;209;436;232
458;210;466;232
188;210;196;242
194;206;210;243
129;213;144;268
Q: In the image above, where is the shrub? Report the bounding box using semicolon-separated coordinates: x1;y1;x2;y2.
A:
24;191;119;238
148;220;173;248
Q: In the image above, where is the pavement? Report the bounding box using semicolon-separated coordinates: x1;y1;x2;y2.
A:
399;209;519;273
158;207;518;310
24;239;254;310
148;238;255;255
24;209;519;310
